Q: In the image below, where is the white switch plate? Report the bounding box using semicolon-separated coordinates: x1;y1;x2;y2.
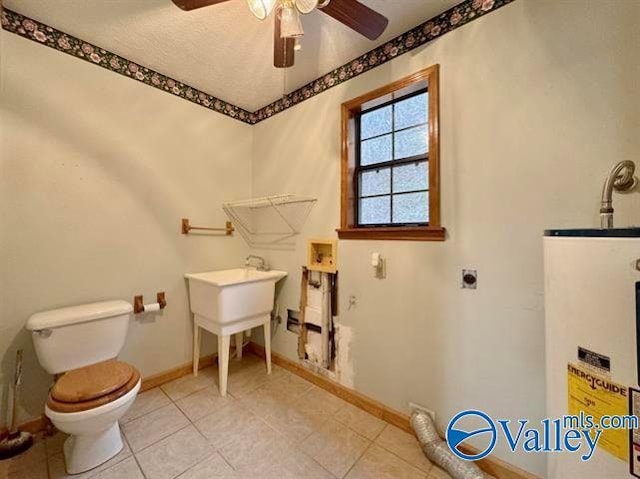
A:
409;402;436;422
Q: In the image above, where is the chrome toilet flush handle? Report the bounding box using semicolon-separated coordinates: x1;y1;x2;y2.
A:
32;329;52;338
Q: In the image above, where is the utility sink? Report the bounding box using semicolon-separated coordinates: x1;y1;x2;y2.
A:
185;268;287;325
185;267;287;396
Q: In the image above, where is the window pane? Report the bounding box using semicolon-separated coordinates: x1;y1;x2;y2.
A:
360;196;391;224
361;134;392;166
392;192;428;224
361;106;392;140
360;168;391;197
394;93;427;130
394;124;428;160
393;162;428;193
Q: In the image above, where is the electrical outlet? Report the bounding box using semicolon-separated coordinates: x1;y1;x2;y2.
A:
409;402;436;422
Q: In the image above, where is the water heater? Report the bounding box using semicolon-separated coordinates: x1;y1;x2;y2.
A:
544;228;640;478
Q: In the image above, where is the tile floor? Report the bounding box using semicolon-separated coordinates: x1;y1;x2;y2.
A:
0;353;453;479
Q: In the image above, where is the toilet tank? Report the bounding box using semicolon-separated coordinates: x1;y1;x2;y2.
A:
26;300;133;374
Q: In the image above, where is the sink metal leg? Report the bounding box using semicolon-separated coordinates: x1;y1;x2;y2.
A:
218;334;230;396
235;332;243;359
264;319;272;375
193;325;201;376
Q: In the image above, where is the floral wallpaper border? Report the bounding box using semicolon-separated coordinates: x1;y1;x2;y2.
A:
2;0;514;125
252;0;514;122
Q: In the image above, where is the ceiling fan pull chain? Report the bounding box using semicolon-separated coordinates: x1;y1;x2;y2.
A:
282;62;287;99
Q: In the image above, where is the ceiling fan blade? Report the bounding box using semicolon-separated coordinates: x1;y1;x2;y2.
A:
172;0;232;11
319;0;388;40
274;8;296;68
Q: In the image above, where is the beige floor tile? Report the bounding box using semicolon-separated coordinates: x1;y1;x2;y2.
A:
267;448;335;479
298;386;349;416
238;382;290;411
48;435;132;479
194;401;273;449
226;363;286;397
234;471;327;479
217;423;285;470
45;432;68;457
345;444;426;479
228;352;263;372
175;385;235;422
176;452;235;479
194;400;320;475
122;403;189;452
228;357;267;376
240;386;324;442
120;387;171;423
258;371;315;398
301;419;369;478
334;402;386;440
160;367;217;401
427;466;454;479
91;457;144;479
0;439;48;479
135;425;214;479
262;401;324;443
210;417;332;479
234;442;334;479
375;424;433;473
195;402;283;467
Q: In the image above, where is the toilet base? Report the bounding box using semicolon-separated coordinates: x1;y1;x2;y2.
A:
63;422;123;474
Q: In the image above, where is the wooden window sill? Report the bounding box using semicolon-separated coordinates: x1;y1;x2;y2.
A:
336;226;446;241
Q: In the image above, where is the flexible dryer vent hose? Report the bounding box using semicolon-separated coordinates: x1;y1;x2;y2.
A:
411;410;491;479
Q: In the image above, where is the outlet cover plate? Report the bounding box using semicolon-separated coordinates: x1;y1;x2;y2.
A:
462;269;477;289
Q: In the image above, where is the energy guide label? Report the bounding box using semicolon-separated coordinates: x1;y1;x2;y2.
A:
567;363;628;461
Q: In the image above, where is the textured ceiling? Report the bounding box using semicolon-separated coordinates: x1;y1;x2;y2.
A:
4;0;460;111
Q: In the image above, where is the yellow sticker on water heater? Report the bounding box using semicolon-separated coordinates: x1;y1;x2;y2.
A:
568;363;629;461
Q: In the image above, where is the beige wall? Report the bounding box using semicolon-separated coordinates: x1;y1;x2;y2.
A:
251;1;640;476
0;32;252;425
2;1;639;476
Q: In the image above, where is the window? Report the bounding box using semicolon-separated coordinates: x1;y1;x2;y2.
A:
338;65;444;241
357;90;429;226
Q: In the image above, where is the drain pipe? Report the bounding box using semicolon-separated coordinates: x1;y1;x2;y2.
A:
411;410;493;479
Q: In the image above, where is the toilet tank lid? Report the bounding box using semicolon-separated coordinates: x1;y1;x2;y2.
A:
26;300;133;330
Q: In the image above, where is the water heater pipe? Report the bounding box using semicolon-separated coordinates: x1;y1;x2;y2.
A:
600;160;637;229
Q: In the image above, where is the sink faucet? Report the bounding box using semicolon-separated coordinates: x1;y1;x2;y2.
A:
600;160;637;229
245;255;270;271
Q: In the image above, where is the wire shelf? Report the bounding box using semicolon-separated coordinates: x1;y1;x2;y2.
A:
222;194;317;247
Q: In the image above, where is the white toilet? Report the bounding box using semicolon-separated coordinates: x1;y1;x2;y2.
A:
26;300;140;474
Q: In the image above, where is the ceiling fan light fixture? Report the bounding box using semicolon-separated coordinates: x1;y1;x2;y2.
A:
295;0;318;14
280;3;304;37
246;0;277;20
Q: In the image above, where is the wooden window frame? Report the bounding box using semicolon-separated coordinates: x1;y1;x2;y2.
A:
337;65;445;241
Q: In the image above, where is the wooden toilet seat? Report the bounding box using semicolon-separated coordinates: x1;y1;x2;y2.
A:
47;360;140;413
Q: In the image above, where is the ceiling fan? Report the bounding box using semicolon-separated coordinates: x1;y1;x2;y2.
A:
172;0;389;68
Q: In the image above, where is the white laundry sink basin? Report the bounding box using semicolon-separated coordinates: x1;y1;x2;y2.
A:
185;268;287;325
185;267;287;397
